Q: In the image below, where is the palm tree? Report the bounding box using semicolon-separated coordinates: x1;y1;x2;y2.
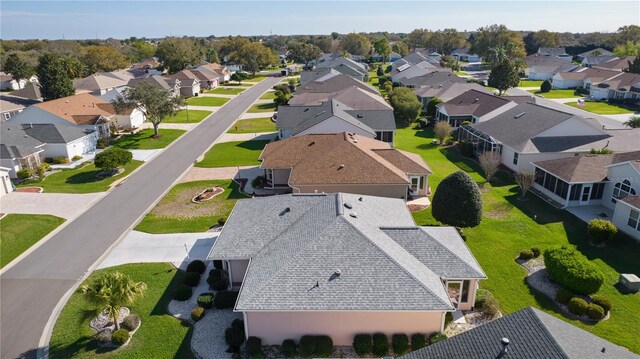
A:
623;115;640;128
80;272;147;330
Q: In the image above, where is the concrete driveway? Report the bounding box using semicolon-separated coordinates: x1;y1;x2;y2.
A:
0;192;105;219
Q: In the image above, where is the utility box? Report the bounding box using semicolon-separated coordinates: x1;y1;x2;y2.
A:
619;273;640;292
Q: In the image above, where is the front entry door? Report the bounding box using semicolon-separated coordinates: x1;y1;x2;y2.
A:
580;185;592;205
410;176;421;195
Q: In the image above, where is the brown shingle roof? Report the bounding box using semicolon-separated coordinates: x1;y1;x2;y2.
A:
259;133;431;185
34;93;115;125
593;56;637;71
556;67;620;82
533;151;640;183
620;195;640;210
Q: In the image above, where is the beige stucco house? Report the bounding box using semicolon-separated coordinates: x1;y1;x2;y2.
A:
207;193;486;345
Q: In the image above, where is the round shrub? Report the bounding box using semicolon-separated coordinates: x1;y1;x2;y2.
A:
430;332;447;345
555;288;573;304
225;326;245;347
474;288;492;308
432;171;483;228
184;272;201;287
16;168;33;180
519;249;534;260
299;335;316;358
482;296;500;318
191;306;205;322
207;269;225;287
231;318;244;331
281;339;297;357
591;295;612;313
245;336;263;358
95;329;112;344
392;334;409;355
186;260;206;274
372;333;389;357
587;303;605;320
543;246;604;295
197;292;214;309
120;314;140;331
111;329;129;346
94;147;132;171
210;278;228;291
218;217;227;226
315;335;333;357
353;334;373;356
214;290;239;309
568;297;589;316
173;285;193;301
411;333;427;350
587;219;617;243
531;247;541;257
540;79;552;93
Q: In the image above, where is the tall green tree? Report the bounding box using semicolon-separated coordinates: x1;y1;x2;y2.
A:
373;37;392;63
155;37;203;73
230;42;278;75
470;24;526;59
339;33;372;56
81;45;130;72
290;43;323;67
430;28;468;55
130;40;156;61
112;82;183;137
37;54;75;100
405;28;432;50
389;87;422;123
488;59;520;95
393;42;410;57
60;57;84;78
3;53;34;88
80;271;146;331
218;36;251;60
432;171;483;228
613;41;640;57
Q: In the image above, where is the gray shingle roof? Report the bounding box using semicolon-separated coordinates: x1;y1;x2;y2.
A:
0;143;42;159
533;151;640;183
295;73;378;95
401;307;640;359
399;72;466;88
438;90;516;117
208;193;484;311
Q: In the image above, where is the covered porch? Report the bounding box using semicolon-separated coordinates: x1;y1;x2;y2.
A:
566;205;614;224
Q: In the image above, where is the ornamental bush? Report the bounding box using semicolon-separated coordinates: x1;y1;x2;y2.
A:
568;297;589;316
591;295;612;313
214;290;238;309
411;333;427;350
213;260;223;269
315;335;333;357
531;246;541;257
245;336;263;358
225;326;245;348
432;171;483;228
587;303;605;320
353;334;373;356
231;319;244;331
183;272;201;287
186;260;206;274
299;335;316;358
121;314;140;331
392;334;409;355
540;80;552;93
191;306;205;322
173;285;192;301
519;249;534;260
210;278;228;291
16;169;33;180
544;246;604;294
196;292;214;309
111;329;129;346
482;296;500;318
372;333;389;357
459;140;474;157
281;339;297;357
555;288;573;304
52;156;70;164
474;288;492;308
430;332;448;345
94;147;132;171
587;219;617;243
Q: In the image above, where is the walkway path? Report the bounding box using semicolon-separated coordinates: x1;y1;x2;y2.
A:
240;111;275;119
0;192;105;219
0;76;280;359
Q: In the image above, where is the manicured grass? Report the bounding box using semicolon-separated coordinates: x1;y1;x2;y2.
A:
224;82;252;87
259;91;276;100
394;124;640;354
111;129;185;150
454;71;469;76
195;140;269;168
245;75;268;82
49;263;195;358
518;80;544;87
135;179;246;233
246;102;277;113
528;89;582;99
186;96;229;107
566;101;636;115
0;214;65;268
163;110;211;123
205;87;245;95
227;117;276;134
18;160;143;193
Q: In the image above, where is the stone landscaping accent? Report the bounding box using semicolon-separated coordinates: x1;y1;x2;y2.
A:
260;345;357;358
88;307;141;349
192;187;224;203
15;187;43;193
444;310;497;337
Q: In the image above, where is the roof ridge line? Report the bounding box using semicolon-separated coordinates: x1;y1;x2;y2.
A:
418;227;486;278
528;308;572;358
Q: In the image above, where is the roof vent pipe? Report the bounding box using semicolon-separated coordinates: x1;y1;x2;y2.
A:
496;337;510;358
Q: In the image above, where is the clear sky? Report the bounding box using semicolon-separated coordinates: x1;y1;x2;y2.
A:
1;1;638;40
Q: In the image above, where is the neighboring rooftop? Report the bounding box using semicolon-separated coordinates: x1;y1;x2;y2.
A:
593;56;637;71
295;73;378;96
74;71;133;93
33;93;115;125
438;89;527;118
414;82;492;101
7;83;42;101
289;85;391;110
399;72;466;88
533;151;640;183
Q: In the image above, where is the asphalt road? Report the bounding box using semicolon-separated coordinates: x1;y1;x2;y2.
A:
0;76;281;359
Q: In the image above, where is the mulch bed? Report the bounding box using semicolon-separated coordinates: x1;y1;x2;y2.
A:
15;187;43;193
193;187;224;203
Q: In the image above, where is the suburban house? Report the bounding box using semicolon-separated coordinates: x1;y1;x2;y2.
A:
0;72;37;90
7;83;43;102
0;166;12;196
371;51;402;62
195;63;233;83
458;102;640;173
295;73;379;97
434;89;530;127
450;48;482;62
390;62;449;84
315;57;369;81
588;72;640;101
593;56;637;72
400;306;639;359
130;58;163;77
531;152;640;241
391;52;442;71
302;64;366;83
0;95;38;121
280;64;301;76
537;47;572;62
259;133;431;199
397;71;465;89
581;55;618;68
1;122;96;177
207;192;486;345
551;67;621;89
170;70;201;97
128;75;180;97
415;82;492;111
576;48;614;62
525;54;579;81
74;71;133;95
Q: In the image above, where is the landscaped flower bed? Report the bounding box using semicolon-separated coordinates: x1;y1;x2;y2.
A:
192;187;224;203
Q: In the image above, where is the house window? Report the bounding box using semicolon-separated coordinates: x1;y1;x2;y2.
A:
613;179;636;202
375;131;393;143
461;280;470;303
628;210;640;231
590;183;605;200
534;168;545;186
512;153;519;166
569;184;583;201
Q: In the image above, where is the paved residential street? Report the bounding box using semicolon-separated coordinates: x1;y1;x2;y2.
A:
0;76;280;359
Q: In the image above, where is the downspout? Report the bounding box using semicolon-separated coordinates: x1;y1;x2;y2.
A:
243;312;249;340
226;260;233;290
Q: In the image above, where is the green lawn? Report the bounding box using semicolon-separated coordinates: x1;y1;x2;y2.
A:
0;214;65;268
527;89;582;99
163;110;211;123
245;75;268;82
205;87;245;95
195;140;269;168
49;263;194;358
227;117;276;134
135;179;246;233
454;71;469;76
186;96;230;107
518;80;544;87
566;101;637;115
224;82;252;87
111;129;185;150
259;91;276;100
394;125;640;354
247;102;277;113
18;160;143;193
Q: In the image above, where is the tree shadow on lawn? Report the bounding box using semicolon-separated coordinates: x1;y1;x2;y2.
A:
233;140;269;151
504;192;565;225
65;170;109;184
439;147;481;176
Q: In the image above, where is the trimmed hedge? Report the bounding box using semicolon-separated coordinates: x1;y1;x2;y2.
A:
531;247;541;257
315;335;333;357
392;334;409;355
568;297;588;316
191;306;205;322
245;336;263;358
184;272;201;287
591;295;612;313
483;296;500;317
121;314;140;331
231;319;244;331
431;171;483;228
411;333;427;350
474;288;492;308
197;292;214;309
372;333;389;357
186;260;206;274
587;303;605;320
353;334;373;356
540;80;552;93
210;278;228;291
555;288;573;304
543;246;604;294
299;335;316;358
587;219;617;243
430;332;447;345
173;285;193;301
111;329;129;346
519;249;534;260
214;290;238;309
281;339;297;357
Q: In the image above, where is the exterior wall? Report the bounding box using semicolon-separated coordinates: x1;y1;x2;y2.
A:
590;87;610;100
602;164;640;210
229;259;250;287
612;201;640;241
0;168;12;196
293;183;409;200
0;159;21;178
529;70;554;81
245;311;445;345
268;168;292;187
278;128;293;139
296;117;376;138
500;146;575;173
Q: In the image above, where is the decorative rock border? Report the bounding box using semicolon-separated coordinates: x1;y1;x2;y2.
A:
192;187;224;203
15;186;43;193
89;307;143;349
